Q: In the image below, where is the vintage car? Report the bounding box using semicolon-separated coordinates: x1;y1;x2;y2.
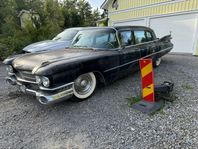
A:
22;27;83;53
4;26;173;105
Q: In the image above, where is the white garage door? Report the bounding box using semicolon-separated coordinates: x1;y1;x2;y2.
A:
150;13;198;53
114;19;146;26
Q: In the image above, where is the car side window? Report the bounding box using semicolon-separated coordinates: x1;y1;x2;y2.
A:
134;31;147;44
120;31;133;46
145;31;154;41
95;34;108;44
94;32;119;49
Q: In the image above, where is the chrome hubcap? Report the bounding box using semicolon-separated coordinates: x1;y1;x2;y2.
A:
74;74;93;95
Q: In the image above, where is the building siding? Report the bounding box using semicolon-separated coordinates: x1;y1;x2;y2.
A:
106;0;198;55
108;0;170;12
108;0;198;22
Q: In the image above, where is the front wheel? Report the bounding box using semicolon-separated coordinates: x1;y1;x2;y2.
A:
154;57;162;67
73;72;96;100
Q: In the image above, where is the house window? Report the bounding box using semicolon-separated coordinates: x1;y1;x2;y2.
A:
112;0;118;10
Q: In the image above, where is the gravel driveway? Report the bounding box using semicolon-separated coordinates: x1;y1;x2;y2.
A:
0;54;198;149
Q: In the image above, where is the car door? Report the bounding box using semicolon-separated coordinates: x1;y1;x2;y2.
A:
145;30;159;55
118;30;141;74
133;30;158;59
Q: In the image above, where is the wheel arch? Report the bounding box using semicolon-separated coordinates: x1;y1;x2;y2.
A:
93;71;106;85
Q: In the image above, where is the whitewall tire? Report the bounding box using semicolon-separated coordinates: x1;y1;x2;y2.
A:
73;72;96;100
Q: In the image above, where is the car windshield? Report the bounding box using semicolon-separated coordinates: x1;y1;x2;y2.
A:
53;29;79;41
71;29;119;49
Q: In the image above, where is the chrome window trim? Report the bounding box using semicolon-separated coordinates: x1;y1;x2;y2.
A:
135;39;158;46
120;39;158;49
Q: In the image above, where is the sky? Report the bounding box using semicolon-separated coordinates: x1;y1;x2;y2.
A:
87;0;104;12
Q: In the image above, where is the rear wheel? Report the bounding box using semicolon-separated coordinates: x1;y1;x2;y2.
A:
73;72;96;100
154;57;162;67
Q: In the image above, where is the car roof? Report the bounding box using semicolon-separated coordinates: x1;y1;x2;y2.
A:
69;26;153;32
113;25;153;31
65;27;85;31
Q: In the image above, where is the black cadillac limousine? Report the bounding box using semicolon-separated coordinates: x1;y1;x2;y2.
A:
4;26;173;105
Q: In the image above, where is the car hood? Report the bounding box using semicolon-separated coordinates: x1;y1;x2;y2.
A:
23;40;71;53
12;48;95;72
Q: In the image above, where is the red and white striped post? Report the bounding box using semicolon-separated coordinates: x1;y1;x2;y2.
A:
139;59;155;102
132;58;163;114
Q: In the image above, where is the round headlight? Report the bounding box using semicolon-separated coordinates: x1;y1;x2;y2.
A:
42;77;50;87
35;76;42;84
6;65;14;73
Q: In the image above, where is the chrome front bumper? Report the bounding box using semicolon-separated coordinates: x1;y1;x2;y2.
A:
6;76;73;105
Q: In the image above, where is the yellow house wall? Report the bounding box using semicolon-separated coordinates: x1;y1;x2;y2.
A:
108;0;170;12
108;0;198;22
107;0;198;55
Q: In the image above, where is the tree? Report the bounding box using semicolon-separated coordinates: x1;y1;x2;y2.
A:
0;0;101;59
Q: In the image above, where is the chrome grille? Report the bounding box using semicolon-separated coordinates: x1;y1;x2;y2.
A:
26;83;40;91
16;70;36;83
